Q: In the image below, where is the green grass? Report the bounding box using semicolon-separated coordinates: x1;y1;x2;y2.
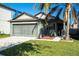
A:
0;40;79;56
0;34;10;38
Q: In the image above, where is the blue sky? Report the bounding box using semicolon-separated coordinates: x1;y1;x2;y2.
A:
3;3;79;16
2;3;79;24
3;3;40;15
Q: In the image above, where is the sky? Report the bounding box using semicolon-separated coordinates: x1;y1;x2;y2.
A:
3;3;40;15
2;3;79;24
2;3;79;15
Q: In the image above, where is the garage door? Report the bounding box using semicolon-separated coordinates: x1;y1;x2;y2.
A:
13;24;38;37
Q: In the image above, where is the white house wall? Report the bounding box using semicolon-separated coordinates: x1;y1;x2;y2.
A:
0;7;13;34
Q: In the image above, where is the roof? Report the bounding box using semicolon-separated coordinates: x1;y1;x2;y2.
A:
47;17;63;24
35;12;63;23
34;12;46;16
34;12;46;19
0;4;18;12
10;12;39;22
34;12;56;20
13;12;38;20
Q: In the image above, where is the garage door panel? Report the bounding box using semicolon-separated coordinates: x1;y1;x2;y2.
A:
13;24;38;37
13;25;22;36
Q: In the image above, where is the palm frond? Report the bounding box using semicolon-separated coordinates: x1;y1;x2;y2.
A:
44;5;59;23
77;12;79;16
39;3;45;11
45;14;51;19
34;3;36;10
72;7;77;23
32;23;38;34
56;8;63;17
44;3;52;13
32;20;43;34
66;3;72;10
69;11;72;25
49;5;59;14
48;3;53;9
75;3;79;6
66;3;70;7
63;10;68;23
45;5;59;19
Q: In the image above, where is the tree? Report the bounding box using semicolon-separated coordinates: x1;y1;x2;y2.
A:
62;3;78;40
34;3;78;40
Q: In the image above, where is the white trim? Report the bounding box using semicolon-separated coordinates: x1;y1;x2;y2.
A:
10;23;13;36
11;22;37;24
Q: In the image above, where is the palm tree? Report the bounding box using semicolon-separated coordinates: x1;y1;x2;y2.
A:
34;3;78;40
63;3;77;40
33;4;59;38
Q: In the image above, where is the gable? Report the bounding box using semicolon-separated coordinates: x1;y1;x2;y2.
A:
13;13;38;21
16;14;34;20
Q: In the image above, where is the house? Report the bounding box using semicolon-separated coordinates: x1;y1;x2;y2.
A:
10;12;64;38
35;12;79;38
70;23;78;34
35;12;64;37
10;12;39;37
0;4;21;34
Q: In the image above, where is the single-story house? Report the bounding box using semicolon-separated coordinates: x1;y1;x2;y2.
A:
10;12;39;37
0;4;21;34
35;12;64;37
10;12;64;38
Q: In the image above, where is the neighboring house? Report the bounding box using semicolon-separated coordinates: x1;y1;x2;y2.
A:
70;23;78;35
0;4;21;34
10;12;39;37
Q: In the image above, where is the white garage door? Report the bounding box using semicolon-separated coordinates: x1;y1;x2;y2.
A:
13;24;38;37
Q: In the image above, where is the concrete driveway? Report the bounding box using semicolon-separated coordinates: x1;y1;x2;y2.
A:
0;36;36;52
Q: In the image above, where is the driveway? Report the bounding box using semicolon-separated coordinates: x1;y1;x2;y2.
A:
0;36;36;52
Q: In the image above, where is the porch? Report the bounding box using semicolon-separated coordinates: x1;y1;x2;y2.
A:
38;17;64;39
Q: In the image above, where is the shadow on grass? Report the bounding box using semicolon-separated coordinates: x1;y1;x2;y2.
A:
0;42;41;56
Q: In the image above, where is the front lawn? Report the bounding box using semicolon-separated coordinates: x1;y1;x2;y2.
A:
0;34;10;38
0;40;79;56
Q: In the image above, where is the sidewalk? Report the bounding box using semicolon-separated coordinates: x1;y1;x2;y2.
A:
0;36;36;52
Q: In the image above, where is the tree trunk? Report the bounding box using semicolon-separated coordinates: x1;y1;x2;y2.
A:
66;4;71;40
63;22;66;38
66;11;70;40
